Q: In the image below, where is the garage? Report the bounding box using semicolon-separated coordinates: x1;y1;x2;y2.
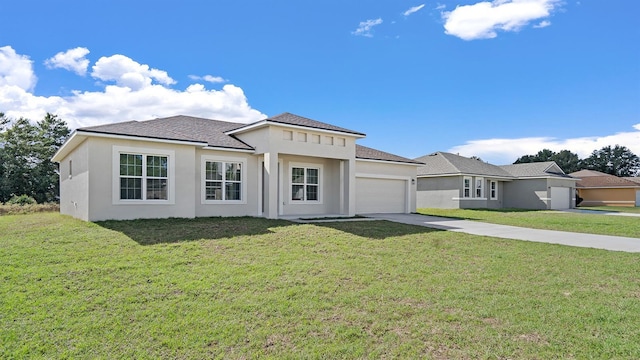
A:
356;177;407;213
550;187;571;210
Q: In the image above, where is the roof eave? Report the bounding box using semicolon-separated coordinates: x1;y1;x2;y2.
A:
356;157;424;166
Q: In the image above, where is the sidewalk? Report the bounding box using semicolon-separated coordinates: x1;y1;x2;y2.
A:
364;213;640;253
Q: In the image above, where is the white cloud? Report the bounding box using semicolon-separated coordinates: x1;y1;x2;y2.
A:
0;46;37;92
442;0;560;40
352;18;383;37
189;74;227;83
0;46;266;129
91;54;176;90
44;47;90;76
533;20;551;28
403;4;425;16
435;3;447;10
448;124;640;165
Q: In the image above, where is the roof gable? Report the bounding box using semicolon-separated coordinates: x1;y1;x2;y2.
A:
226;112;366;137
500;162;571;178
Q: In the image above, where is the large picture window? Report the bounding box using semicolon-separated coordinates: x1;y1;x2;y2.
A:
291;166;319;202
205;161;242;201
119;153;168;200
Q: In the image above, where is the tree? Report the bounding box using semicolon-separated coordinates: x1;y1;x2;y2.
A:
0;113;70;203
514;149;581;173
581;145;640;177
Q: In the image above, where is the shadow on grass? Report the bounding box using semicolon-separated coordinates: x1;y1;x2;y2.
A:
312;220;443;239
96;216;292;245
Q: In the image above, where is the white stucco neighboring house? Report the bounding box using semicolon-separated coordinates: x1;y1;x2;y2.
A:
52;113;422;221
415;152;577;210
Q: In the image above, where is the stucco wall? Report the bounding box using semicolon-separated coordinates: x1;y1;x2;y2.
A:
502;178;548;209
416;176;460;209
85;138;197;221
578;188;637;207
59;139;90;220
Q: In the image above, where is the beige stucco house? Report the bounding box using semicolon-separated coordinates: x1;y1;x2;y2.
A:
52;113;422;221
415;152;577;210
570;170;640;207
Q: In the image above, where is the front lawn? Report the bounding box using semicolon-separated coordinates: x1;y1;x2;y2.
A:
2;213;639;359
578;206;640;214
417;208;640;238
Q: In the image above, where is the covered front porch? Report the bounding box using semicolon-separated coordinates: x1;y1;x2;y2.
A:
258;153;357;219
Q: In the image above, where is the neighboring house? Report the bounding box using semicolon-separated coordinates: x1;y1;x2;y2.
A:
570;170;640;207
52;113;422;221
415;152;577;210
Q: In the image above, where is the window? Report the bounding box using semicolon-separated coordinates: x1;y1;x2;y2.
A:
475;177;484;198
119;153;168;200
112;146;174;205
291;166;319;202
205;161;242;201
490;180;497;200
463;176;472;198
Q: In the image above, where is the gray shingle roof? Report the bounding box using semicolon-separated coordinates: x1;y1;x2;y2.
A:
356;145;423;164
229;112;366;136
624;177;640;185
79;115;254;150
415;152;514;178
500;162;571;178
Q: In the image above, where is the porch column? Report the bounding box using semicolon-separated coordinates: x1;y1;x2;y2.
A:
263;152;279;219
345;158;356;216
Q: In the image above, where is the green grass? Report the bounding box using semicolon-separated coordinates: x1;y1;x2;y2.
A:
578;206;640;214
2;213;640;359
417;208;640;238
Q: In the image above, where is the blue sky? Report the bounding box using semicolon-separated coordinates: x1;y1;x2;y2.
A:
1;0;638;164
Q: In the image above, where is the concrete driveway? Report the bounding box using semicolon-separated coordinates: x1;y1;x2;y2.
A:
365;213;640;253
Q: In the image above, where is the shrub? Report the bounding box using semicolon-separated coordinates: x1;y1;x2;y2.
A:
6;195;37;206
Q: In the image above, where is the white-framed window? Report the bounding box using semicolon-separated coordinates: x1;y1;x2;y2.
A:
475;177;484;198
490;180;497;200
290;163;322;203
112;146;175;205
463;176;472;198
201;156;247;204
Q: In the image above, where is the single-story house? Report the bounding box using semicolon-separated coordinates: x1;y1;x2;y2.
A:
415;152;577;210
570;170;640;207
52;113;422;221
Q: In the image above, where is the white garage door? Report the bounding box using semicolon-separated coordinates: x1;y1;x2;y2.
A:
550;187;570;210
356;178;406;214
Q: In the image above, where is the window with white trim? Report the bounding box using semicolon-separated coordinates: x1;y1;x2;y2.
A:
204;161;242;201
490;180;497;200
475;177;484;198
291;166;319;202
463;176;472;198
119;153;168;200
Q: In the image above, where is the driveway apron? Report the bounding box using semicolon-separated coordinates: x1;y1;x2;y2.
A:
365;213;640;253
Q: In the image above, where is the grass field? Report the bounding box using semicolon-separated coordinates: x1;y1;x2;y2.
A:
2;213;640;359
417;208;640;238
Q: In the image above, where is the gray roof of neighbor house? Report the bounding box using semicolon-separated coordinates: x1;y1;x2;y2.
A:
79;115;254;150
500;162;572;178
415;152;514;178
356;145;424;164
228;112;366;137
